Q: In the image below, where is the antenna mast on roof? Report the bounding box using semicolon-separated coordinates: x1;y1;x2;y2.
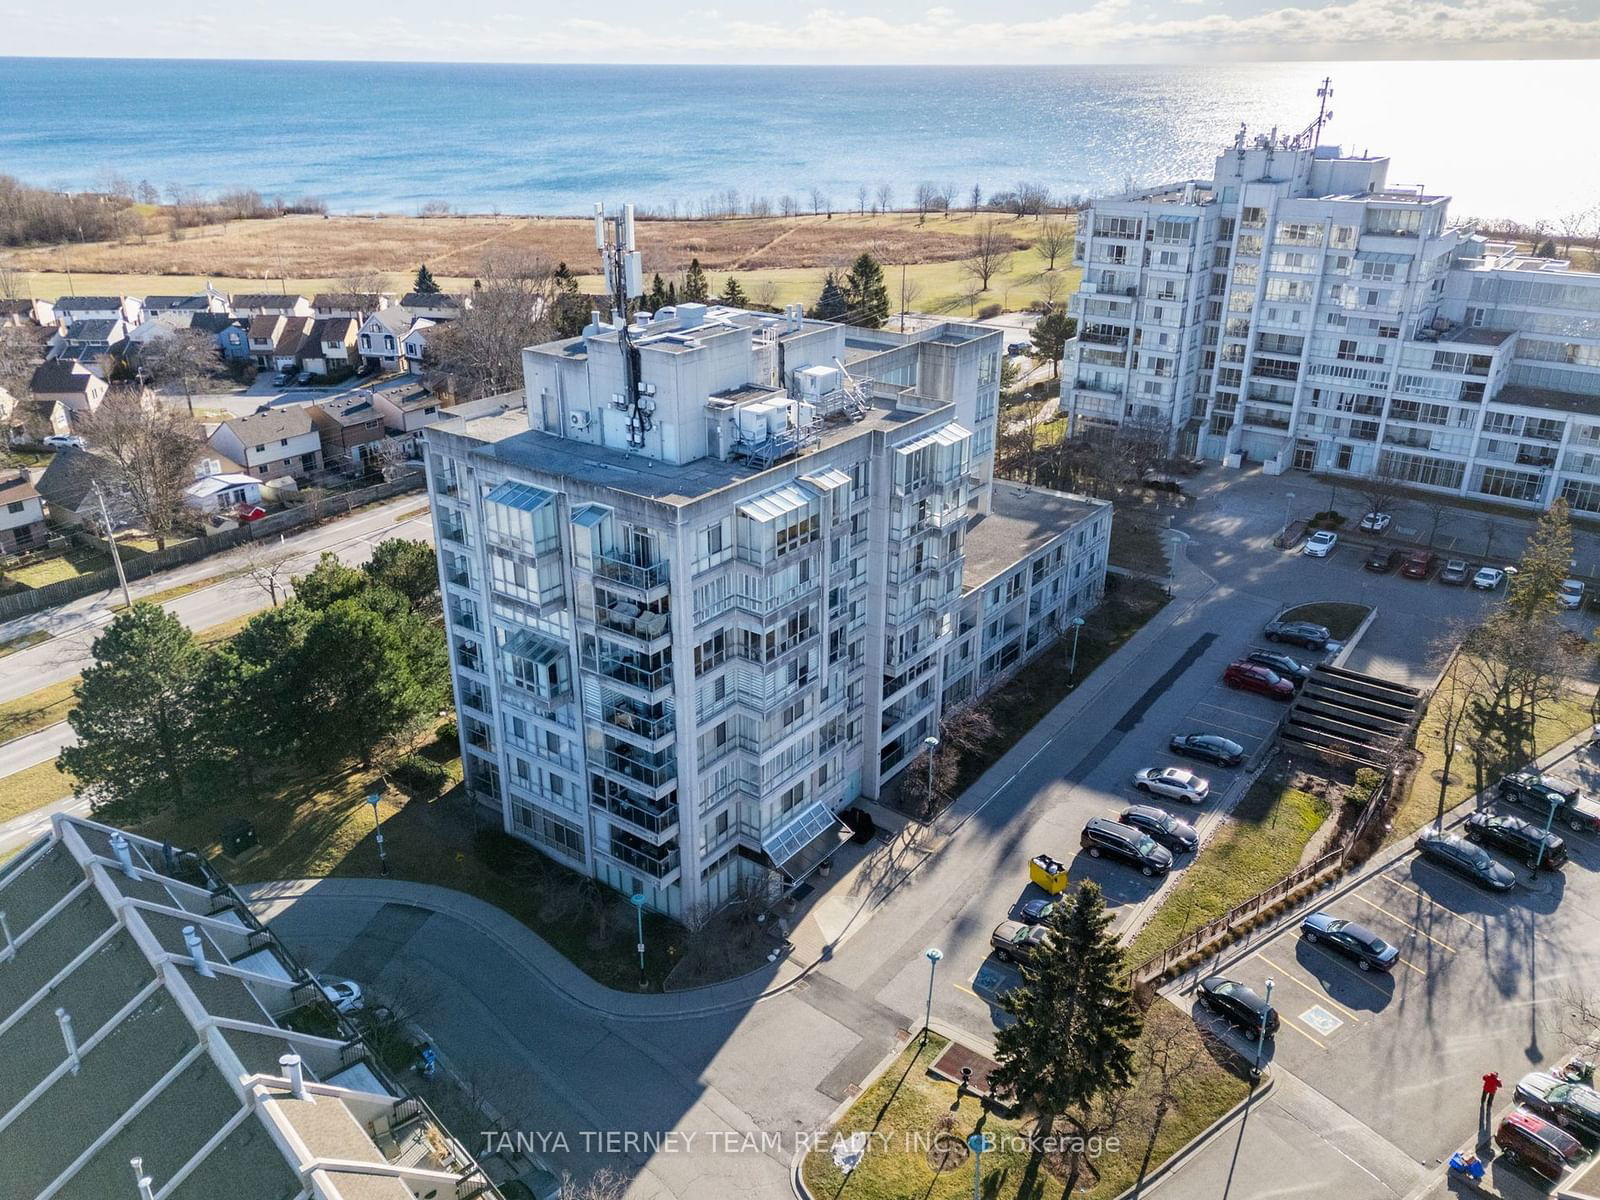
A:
1288;77;1335;151
594;202;649;449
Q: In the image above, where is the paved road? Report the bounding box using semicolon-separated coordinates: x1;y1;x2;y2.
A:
0;724;75;776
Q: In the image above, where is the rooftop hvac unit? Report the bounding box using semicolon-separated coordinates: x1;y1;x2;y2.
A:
569;411;591;430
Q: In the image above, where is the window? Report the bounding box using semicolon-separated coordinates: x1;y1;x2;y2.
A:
6;501;23;514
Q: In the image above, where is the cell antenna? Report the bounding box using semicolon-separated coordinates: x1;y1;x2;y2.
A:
595;202;649;449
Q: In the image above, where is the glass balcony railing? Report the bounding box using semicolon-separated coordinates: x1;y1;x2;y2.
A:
595;555;670;591
605;836;680;879
602;700;674;741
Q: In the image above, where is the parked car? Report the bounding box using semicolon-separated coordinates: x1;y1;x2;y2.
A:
1263;619;1333;650
1495;1108;1587;1181
1438;559;1472;585
1498;770;1600;834
1560;579;1586;609
1007;341;1031;356
1120;805;1199;853
318;977;364;1013
1197;975;1280;1037
1463;812;1567;869
1514;1073;1600;1147
1081;817;1173;876
1363;547;1401;574
1018;898;1056;925
1245;650;1310;685
272;371;294;386
1359;511;1392;533
991;919;1051;962
42;434;87;450
1400;550;1437;579
1299;911;1399;971
1168;733;1245;767
1223;660;1296;700
1413;831;1516;891
1302;530;1338;557
1472;566;1508;590
1132;766;1210;804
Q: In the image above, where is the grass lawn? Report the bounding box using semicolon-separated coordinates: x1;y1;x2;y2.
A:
1123;773;1332;967
0;759;75;823
1277;601;1369;640
800;1005;1250;1200
0;630;50;658
1109;508;1170;576
1391;677;1594;842
394;504;432;522
6;547;113;588
0;677;79;743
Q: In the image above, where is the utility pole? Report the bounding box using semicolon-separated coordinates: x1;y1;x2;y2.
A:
93;482;132;609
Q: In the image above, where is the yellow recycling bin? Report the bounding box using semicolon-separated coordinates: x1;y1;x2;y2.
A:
1029;853;1069;895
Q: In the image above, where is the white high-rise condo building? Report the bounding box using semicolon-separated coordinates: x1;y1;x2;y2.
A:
423;207;1110;914
1063;121;1600;512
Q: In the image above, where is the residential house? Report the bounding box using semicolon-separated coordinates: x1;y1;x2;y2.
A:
299;316;359;377
9;397;71;442
30;361;109;428
312;292;392;320
124;310;238;363
0;298;56;327
52;294;142;326
33;446;134;527
0;813;503;1200
269;316;315;373
247;314;287;366
185;468;265;514
369;377;447;436
209;406;323;479
215;315;251;360
47;317;128;369
310;392;387;465
141;285;230;316
356;306;417;371
231;292;313;319
0;470;48;553
400;291;469;320
401;318;437;369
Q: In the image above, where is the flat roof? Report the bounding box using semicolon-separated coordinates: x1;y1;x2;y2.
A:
439;400;928;507
961;482;1107;592
1494;384;1600;418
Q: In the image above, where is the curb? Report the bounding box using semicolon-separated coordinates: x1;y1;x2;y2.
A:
1111;1072;1277;1200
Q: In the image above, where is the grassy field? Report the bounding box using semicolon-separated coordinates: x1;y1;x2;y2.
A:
5;546;114;588
799;1006;1250;1200
1123;773;1333;967
0;759;75;823
0;677;79;743
9;210;1080;318
0;630;50;658
1109;508;1171;576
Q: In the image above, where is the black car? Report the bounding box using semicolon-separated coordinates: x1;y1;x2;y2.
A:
1300;911;1400;971
1018;897;1056;924
1119;805;1199;853
1364;547;1401;573
1245;650;1310;686
1515;1072;1600;1147
1169;732;1245;767
1081;817;1173;876
1464;812;1567;869
1414;831;1517;891
1263;619;1333;650
1197;975;1280;1036
1498;770;1600;834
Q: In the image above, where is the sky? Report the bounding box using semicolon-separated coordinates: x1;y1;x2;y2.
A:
4;0;1599;63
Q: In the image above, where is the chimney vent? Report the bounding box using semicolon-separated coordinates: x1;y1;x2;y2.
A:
280;1053;312;1102
57;1007;80;1075
131;1157;155;1200
182;925;214;978
109;833;138;880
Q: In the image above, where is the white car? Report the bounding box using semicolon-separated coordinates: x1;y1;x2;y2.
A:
1359;511;1392;533
319;978;364;1013
1560;579;1586;610
1302;530;1338;557
42;434;87;450
1133;766;1210;804
1472;566;1507;590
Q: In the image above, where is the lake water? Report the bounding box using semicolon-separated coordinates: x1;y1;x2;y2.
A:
0;57;1594;223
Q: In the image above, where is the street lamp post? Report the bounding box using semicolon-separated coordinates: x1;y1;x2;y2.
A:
923;947;943;1043
1252;977;1275;1078
1534;794;1561;871
967;1132;993;1200
1283;490;1297;539
1067;616;1086;681
924;735;940;805
631;893;648;986
365;793;388;876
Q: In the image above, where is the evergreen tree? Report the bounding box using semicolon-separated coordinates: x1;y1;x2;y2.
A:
364;538;441;618
60;603;208;816
551;261;588;339
1535;239;1558;259
646;272;671;312
682;258;709;303
1031;310;1077;377
292;551;371;611
718;275;748;307
811;271;850;322
991;882;1142;1185
412;263;441;294
842;253;891;329
1506;497;1574;620
666;280;679;306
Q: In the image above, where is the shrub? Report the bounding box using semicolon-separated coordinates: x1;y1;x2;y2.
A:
977;303;1004;319
435;718;458;744
390;753;448;798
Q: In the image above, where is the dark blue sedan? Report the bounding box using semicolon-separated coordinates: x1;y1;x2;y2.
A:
1300;911;1400;971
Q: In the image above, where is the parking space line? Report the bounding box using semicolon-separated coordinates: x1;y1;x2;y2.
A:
1277;1017;1328;1050
1280;940;1410;992
1376;875;1487;933
952;981;983;1000
1191;704;1280;729
1351;894;1457;953
1394;954;1429;977
1254;952;1362;1022
1400;859;1514;913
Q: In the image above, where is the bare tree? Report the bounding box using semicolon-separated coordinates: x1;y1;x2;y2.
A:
750;279;780;310
1427;644;1478;829
0;264;20;300
1557;209;1590;257
427;252;557;399
1034;218;1071;270
240;543;294;607
1135;1004;1216;1186
1036;270;1066;311
557;1169;629;1200
336;270;387;298
913;182;938;217
778;194;797;218
856;183;868;215
79;391;205;550
1420;496;1452;548
970;182;983;214
962;221;1014;292
807;188;828;217
1352;461;1407;524
874;183;893;216
139;326;221;416
0;322;35;396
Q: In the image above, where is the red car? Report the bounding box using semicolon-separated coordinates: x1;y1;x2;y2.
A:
1223;660;1296;699
1401;550;1437;579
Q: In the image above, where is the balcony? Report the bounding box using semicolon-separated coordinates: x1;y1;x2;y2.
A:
595;602;671;649
595;743;678;791
439;517;468;547
590;654;673;696
602;699;674;742
596;789;680;839
604;833;681;880
595;554;670;594
446;566;470;588
881;695;934;734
